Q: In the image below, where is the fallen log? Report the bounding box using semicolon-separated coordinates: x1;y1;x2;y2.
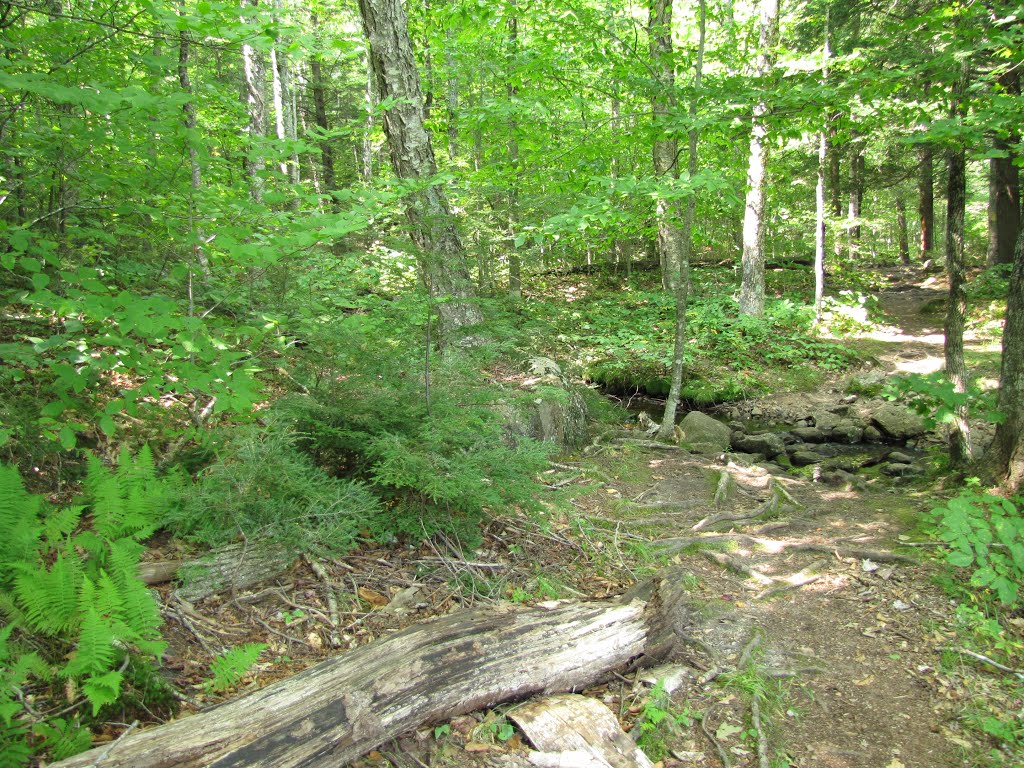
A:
54;577;696;768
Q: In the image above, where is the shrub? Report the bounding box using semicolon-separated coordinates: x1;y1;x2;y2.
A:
166;420;381;556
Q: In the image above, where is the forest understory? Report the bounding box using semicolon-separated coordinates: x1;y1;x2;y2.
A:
23;266;1012;768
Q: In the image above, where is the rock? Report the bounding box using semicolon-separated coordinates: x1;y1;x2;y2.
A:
830;421;864;444
819;469;865;489
531;390;589;449
732;432;786;459
888;451;915;464
881;462;924;477
871;403;927;440
829;404;852;417
791;450;824;467
504;361;589;450
679;411;732;453
791;427;826;443
823;458;858;473
841;394;858;405
863;425;884;443
811;411;842;431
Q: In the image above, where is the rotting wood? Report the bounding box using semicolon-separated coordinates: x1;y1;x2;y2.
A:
510;694;655;768
138;543;297;602
53;575;699;768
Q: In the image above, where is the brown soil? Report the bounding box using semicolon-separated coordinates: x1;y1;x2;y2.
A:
138;268;1006;768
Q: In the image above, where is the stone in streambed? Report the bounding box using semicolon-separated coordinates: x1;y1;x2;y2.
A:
679;411;732;453
732;432;786;459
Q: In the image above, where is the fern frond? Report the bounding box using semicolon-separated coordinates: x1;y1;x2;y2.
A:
0;465;43;570
12;556;82;636
82;669;123;716
40;506;84;551
206;643;266;692
63;608;117;678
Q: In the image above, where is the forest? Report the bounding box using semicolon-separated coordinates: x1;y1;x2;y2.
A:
1;0;1023;764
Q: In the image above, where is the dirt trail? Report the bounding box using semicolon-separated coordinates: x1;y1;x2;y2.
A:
567;267;970;768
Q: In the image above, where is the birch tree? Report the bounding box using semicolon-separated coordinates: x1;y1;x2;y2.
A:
739;0;780;317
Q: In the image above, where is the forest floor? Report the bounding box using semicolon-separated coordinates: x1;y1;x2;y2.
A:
148;267;1015;768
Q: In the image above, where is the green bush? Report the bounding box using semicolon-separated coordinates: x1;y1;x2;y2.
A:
279;353;551;546
927;487;1024;606
167;420;381;555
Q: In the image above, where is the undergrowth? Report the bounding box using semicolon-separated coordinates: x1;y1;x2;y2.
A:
0;448;178;764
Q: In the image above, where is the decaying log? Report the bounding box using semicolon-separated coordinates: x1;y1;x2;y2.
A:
138;543;296;602
54;575;697;768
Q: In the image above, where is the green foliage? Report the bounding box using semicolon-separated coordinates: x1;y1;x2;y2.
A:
635;680;696;761
167;419;381;555
544;288;856;402
884;373;1002;430
206;643;267;693
0;451;177;764
927;488;1024;606
967;264;1012;301
280;348;551;546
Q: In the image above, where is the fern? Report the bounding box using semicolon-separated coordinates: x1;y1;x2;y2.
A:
0;465;42;572
0;457;178;764
63;608;118;679
12;555;82;635
206;643;267;692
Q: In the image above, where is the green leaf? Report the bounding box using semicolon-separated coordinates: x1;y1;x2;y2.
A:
59;427;76;450
946;551;974;568
98;415;116;438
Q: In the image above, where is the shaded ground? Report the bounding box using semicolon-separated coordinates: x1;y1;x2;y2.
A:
143;267;1006;768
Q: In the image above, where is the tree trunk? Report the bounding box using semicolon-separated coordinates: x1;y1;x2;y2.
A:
944;64;972;467
918;145;934;258
847;138;863;259
739;0;780;317
895;196;910;265
53;581;696;768
813;6;830;320
357;0;483;340
309;13;336;197
988;225;1024;493
241;0;268;204
658;0;705;440
649;0;683;295
987;136;1019;267
177;10;211;280
506;0;522;302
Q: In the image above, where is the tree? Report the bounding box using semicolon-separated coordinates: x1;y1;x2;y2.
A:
989;226;1024;493
357;0;483;340
944;61;972;467
739;0;781;317
649;0;684;296
659;0;706;440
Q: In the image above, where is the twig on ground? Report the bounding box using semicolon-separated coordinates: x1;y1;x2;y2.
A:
756;574;822;601
612;438;682;450
945;647;1024;680
700;705;732;768
702;551;774;586
251;615;313;648
713;470;733;508
85;720;138;767
305;554;342;648
750;697;771;768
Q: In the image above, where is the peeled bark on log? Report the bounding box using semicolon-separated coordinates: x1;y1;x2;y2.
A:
54;578;696;768
138;543;295;603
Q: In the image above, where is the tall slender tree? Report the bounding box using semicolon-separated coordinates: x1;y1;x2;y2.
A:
739;0;781;317
659;0;706;439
